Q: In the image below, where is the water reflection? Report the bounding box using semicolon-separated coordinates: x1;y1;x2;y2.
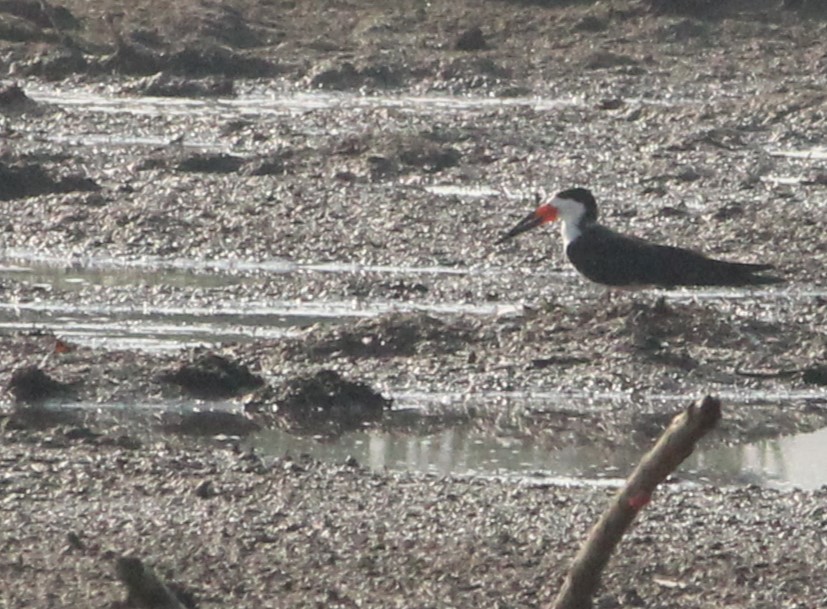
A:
26;86;583;118
768;147;827;160
1;247;504;277
689;431;827;490
250;424;827;490
0;255;524;351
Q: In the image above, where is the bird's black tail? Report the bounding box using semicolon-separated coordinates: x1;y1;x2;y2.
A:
703;260;783;286
728;261;774;273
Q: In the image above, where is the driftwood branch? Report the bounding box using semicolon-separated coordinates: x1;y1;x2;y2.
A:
116;556;186;609
38;0;76;49
551;395;722;609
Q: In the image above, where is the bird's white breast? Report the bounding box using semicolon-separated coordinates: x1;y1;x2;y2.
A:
560;220;582;250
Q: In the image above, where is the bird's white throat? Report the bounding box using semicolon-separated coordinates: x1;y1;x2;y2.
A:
560;220;582;249
549;195;587;249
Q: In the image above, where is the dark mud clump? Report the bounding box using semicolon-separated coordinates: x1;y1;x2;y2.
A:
95;36;282;79
174;153;246;174
1;404;81;431
161;352;264;400
0;0;79;30
288;313;481;360
115;555;198;609
124;73;235;98
6;365;77;403
803;365;827;386
0;81;37;111
0;161;100;200
162;409;260;437
306;59;406;91
454;26;487;51
575;297;772;352
12;48;88;80
247;369;391;435
331;132;462;181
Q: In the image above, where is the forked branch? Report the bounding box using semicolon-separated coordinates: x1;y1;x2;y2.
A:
552;395;722;609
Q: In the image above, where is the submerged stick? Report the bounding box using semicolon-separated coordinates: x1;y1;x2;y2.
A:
551;395;722;609
116;556;186;609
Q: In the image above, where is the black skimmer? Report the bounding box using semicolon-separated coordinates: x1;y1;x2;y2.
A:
497;188;782;288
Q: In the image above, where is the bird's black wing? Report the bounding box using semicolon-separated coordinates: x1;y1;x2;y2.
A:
566;225;781;287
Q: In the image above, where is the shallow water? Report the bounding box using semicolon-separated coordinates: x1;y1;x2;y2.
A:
249;420;827;491
0;254;527;350
241;388;827;491
24;86;588;156
0;252;818;353
4;246;826;490
768;146;827;161
25;86;582;118
0;318;294;352
1;247;517;277
0;295;519;352
4;83;827;490
22;84;700;163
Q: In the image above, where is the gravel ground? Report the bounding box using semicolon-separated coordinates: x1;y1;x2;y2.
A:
2;429;827;608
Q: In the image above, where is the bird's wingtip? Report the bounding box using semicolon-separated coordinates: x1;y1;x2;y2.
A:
752;274;785;286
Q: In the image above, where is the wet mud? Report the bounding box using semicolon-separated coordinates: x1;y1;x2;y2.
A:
246;368;391;435
161;352;264;400
3;432;827;608
2;0;827;606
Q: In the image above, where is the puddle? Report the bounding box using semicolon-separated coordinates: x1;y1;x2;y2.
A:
0;318;295;352
243;390;827;491
45;132;220;151
768;147;827;161
1;248;503;277
250;425;624;488
249;420;827;491
0;252;521;351
21;387;827;490
1;252;823;352
424;184;511;199
21;84;697;154
0;297;521;322
26;86;585;119
0;254;525;350
22;86;589;156
0;297;522;351
0;257;240;289
761;175;806;186
3;250;818;297
25;84;701;118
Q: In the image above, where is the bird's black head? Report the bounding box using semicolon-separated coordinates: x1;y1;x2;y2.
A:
495;186;598;245
555;188;598;223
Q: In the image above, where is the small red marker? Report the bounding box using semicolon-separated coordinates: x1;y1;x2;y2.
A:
628;492;651;510
54;339;74;354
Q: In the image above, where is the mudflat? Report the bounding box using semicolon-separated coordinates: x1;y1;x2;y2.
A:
2;0;827;606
